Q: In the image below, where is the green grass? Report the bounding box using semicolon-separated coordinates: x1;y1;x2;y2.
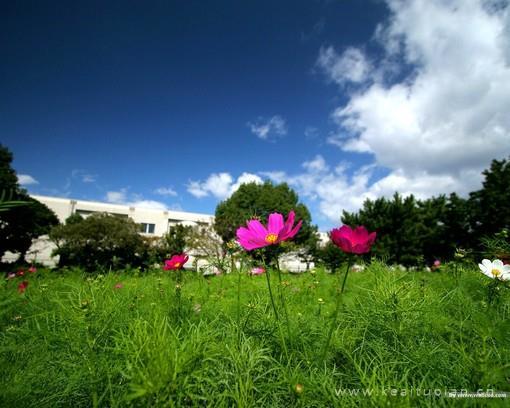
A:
1;262;509;407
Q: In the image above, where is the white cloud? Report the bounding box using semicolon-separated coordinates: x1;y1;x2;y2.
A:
302;155;329;173
304;126;319;139
105;189;169;210
105;189;127;204
247;115;288;140
316;46;372;85
262;155;481;224
154;187;177;197
71;169;97;183
17;174;38;186
187;172;263;199
81;174;96;183
317;0;510;215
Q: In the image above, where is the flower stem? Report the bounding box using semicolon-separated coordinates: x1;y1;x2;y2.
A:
275;260;292;347
236;258;242;345
320;258;352;363
340;257;351;294
264;263;279;321
176;269;182;322
263;261;289;359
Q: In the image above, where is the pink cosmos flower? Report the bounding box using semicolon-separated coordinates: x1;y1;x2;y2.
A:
251;266;266;275
16;269;25;277
114;282;124;289
433;260;441;267
18;281;29;294
330;225;376;255
28;266;37;274
164;253;189;270
236;211;302;251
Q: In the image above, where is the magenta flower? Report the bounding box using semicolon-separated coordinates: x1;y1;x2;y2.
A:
330;225;376;255
164;253;189;270
16;269;25;277
251;266;266;275
114;282;124;289
18;281;29;294
236;211;302;251
28;266;37;274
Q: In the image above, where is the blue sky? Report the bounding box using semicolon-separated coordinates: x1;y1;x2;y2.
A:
2;0;510;230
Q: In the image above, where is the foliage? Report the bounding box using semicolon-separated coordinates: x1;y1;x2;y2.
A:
294;225;321;269
162;224;190;256
0;190;29;213
316;240;348;272
341;193;475;266
49;213;145;271
481;228;510;262
186;224;229;273
469;157;510;239
0;145;58;260
1;264;509;407
135;224;192;269
0;145;59;261
340;157;510;266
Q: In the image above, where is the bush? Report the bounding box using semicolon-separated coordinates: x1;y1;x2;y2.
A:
50;213;146;271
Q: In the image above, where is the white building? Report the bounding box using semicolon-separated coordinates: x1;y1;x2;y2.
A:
3;195;214;267
3;195;317;272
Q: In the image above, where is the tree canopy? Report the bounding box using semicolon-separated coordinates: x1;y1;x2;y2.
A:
0;144;59;262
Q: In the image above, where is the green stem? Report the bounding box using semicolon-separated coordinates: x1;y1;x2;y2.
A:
176;269;182;321
275;260;292;347
320;258;352;363
237;258;242;345
340;257;351;294
264;263;279;321
263;260;289;359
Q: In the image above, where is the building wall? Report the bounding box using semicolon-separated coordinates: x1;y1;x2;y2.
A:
3;195;317;272
2;195;214;267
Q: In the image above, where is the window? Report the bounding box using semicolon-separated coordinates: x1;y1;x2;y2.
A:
140;223;155;234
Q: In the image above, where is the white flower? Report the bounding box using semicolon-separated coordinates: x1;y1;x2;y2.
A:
478;259;510;281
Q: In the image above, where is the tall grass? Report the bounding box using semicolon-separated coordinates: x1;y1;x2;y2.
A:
1;262;509;407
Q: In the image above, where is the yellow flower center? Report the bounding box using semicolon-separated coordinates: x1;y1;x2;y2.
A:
265;233;278;244
491;268;501;277
174;262;181;268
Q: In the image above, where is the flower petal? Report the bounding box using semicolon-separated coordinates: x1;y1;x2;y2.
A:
493;259;504;269
267;213;284;234
246;219;268;239
481;259;492;271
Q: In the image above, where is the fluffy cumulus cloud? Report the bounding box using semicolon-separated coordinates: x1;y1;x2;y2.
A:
318;0;510;211
247;115;288;140
262;155;480;225
17;174;39;186
105;188;168;210
187;172;263;199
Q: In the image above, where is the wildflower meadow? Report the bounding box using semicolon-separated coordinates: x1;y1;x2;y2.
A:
1;211;510;407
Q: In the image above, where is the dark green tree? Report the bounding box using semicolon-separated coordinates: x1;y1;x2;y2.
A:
163;224;191;256
50;213;145;271
469;157;510;238
0;144;59;262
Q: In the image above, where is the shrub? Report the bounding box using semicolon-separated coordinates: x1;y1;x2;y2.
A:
50;213;145;271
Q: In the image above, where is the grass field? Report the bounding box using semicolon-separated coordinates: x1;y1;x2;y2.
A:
1;262;509;407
